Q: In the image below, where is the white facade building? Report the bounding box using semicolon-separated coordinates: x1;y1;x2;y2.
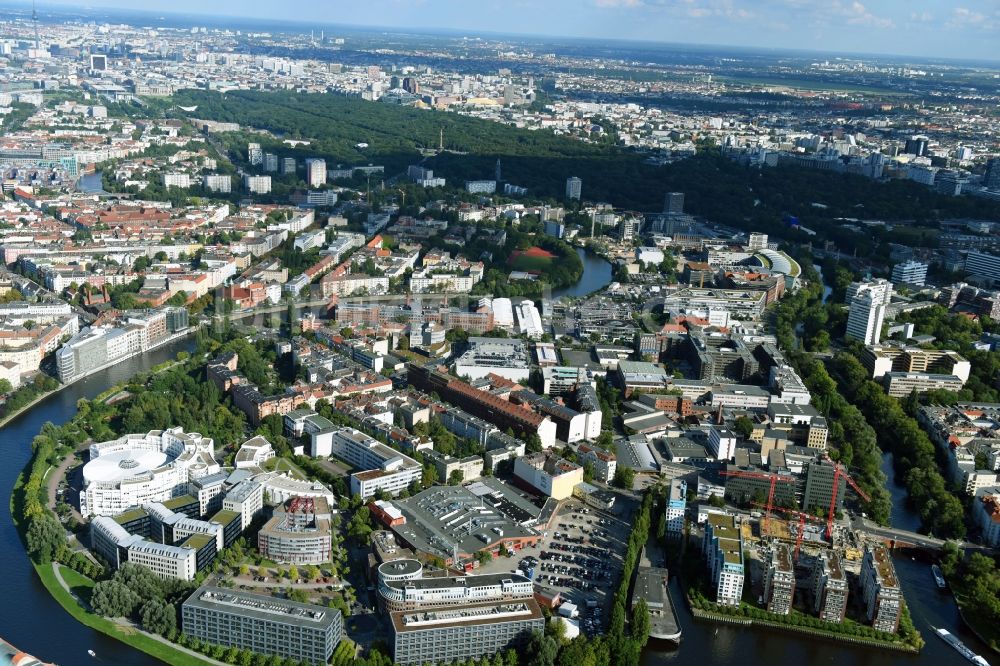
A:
80;428;220;517
708;427;738;462
846;279;893;346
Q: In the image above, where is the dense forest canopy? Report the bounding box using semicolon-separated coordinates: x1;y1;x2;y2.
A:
165;89;1000;259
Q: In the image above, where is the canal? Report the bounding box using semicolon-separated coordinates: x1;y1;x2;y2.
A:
0;337;194;666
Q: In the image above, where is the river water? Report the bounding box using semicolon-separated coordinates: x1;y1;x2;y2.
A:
0;337;193;665
76;171;108;195
551;247;613;300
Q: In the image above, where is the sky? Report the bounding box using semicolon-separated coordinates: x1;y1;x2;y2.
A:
56;0;1000;61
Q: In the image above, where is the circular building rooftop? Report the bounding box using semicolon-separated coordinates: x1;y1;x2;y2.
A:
82;448;170;485
378;558;423;582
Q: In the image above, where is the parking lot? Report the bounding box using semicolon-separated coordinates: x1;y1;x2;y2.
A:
474;496;636;637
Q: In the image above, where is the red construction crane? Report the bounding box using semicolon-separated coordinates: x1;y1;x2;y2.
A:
824;457;871;540
754;503;824;560
721;468;795;530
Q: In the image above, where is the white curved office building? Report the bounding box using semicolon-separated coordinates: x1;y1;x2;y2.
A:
377;558;534;612
81;428;220;517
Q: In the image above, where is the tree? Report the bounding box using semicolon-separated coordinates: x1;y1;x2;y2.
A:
0;378;12;394
347;506;374;544
91;579;141;618
140;598;177;637
732;416;754;440
524;631;559;666
421;463;439;488
526;433;544;454
449;469;465;485
25;516;64;563
613;466;635;490
631;598;651;644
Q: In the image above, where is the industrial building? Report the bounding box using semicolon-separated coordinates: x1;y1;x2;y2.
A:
389;483;543;564
453;337;531;383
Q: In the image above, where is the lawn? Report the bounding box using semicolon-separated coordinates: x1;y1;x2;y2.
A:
36;563;209;666
59;566;96;604
272;457;308;480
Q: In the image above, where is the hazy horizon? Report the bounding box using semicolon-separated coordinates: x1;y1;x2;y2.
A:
22;0;1000;63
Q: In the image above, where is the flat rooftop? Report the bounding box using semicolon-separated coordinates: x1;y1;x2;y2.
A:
114;507;149;524
391;485;540;559
184;585;339;630
871;545;898;589
390;599;542;633
707;513;742;566
180;532;215;550
163;494;198;510
634;566;680;638
209;509;241;527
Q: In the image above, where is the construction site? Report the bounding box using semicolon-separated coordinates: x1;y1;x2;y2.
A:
703;455;909;637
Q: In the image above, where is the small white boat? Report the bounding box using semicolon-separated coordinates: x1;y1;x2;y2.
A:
931;564;947;589
88;649;96;657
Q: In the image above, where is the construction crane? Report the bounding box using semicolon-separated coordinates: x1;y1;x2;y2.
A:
754;503;824;560
720;468;795;531
823;457;871;541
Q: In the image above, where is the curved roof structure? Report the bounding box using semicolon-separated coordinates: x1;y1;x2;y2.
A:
82;448;170;485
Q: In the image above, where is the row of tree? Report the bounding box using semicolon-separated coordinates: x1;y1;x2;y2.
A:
827;352;967;538
771;261;892;523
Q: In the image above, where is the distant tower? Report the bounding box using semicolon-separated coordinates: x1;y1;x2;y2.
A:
495;158;502;183
32;0;39;50
566;176;582;201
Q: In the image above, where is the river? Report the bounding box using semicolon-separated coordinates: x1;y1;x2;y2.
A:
0;337;193;666
551;247;613;300
76;171;107;195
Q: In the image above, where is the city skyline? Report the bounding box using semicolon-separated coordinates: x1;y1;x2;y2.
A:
30;0;1000;61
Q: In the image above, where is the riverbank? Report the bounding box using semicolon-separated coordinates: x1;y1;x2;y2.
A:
61;328;192;386
955;595;1000;655
7;383;213;666
688;605;920;654
36;562;214;666
0;384;64;430
0;336;197;665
